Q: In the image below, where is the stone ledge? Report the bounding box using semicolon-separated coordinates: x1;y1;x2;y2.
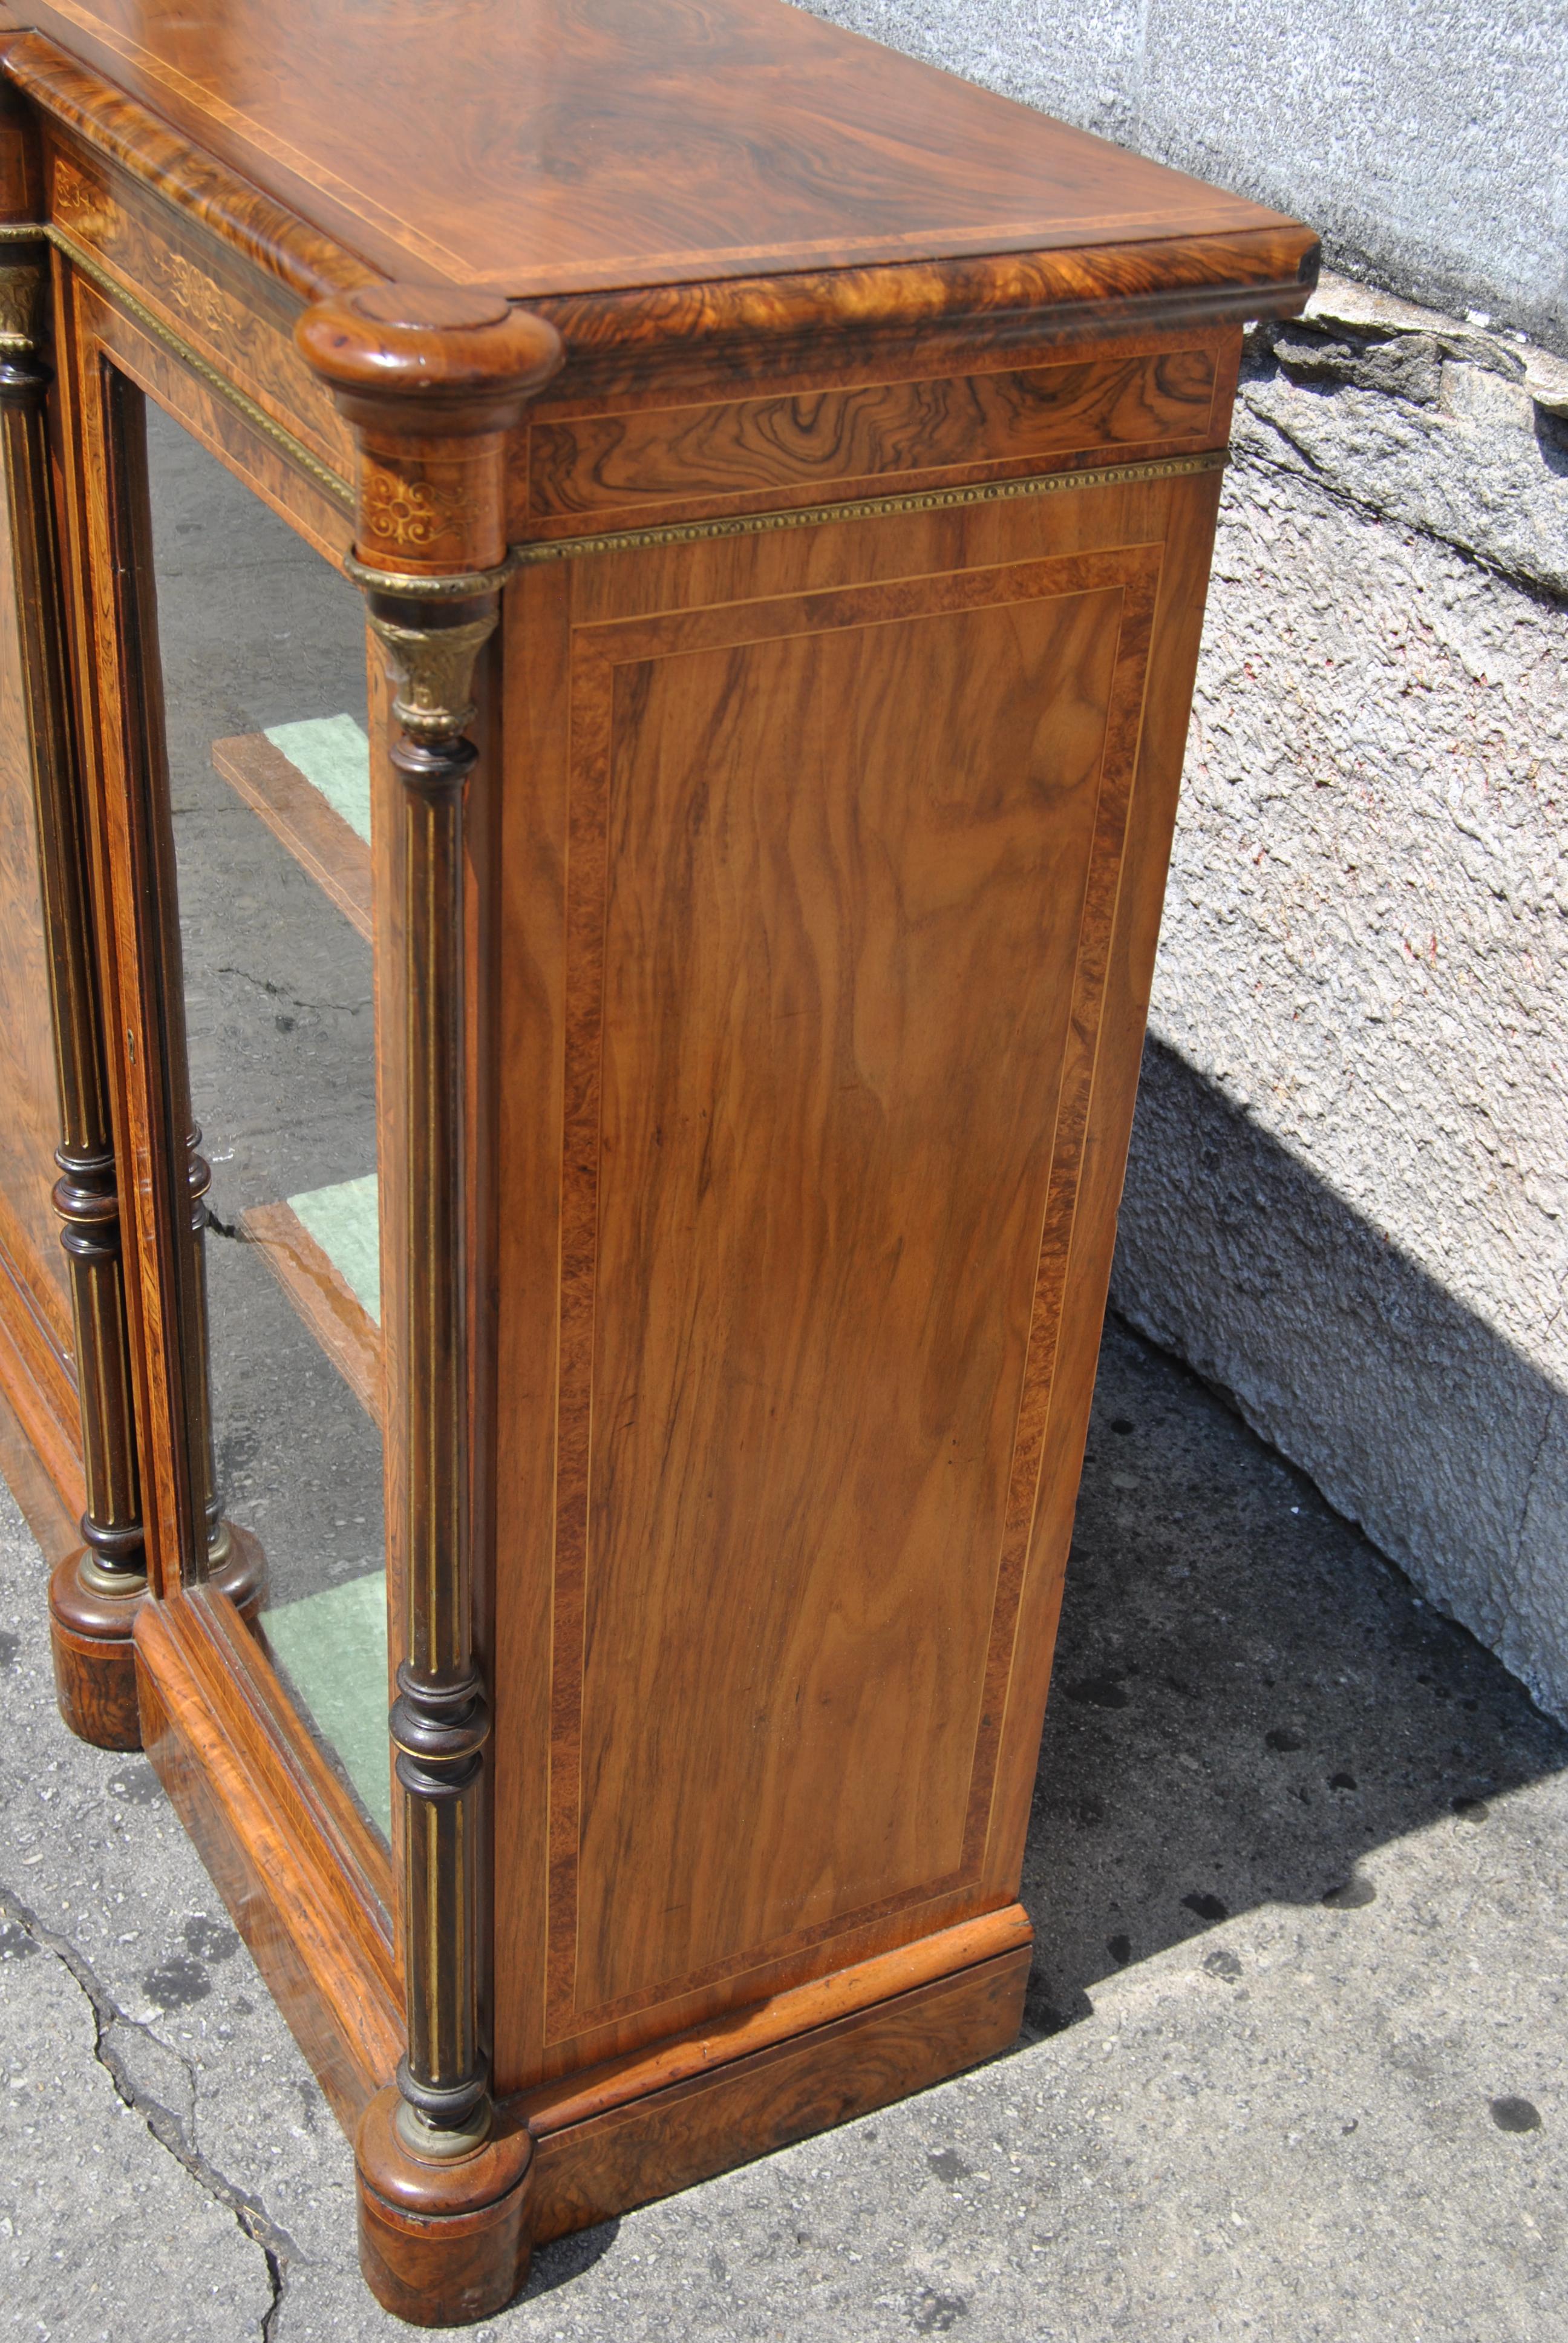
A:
1240;272;1568;598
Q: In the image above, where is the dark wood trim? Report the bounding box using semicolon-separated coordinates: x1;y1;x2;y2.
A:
0;85;153;1739
47;278;274;1653
299;285;561;2212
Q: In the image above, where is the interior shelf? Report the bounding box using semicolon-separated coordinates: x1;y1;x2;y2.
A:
241;1173;382;1426
212;714;373;941
241;1170;390;1834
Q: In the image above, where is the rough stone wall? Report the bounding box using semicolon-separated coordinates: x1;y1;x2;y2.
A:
1116;277;1568;1719
795;0;1568;1714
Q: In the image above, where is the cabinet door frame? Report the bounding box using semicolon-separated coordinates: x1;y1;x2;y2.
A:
48;248;402;2119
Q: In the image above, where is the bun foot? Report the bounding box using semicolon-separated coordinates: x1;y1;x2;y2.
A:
356;2085;535;2327
48;1520;267;1751
49;1548;145;1749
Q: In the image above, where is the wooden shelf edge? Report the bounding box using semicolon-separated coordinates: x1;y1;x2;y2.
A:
212;731;372;942
240;1197;383;1426
135;1586;402;2137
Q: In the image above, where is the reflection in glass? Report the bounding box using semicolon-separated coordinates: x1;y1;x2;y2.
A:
147;399;390;1840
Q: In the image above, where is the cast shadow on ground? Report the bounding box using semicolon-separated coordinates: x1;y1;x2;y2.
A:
526;2215;622;2296
1016;1303;1568;2038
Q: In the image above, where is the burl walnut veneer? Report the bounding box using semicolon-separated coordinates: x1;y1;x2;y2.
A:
0;0;1315;2320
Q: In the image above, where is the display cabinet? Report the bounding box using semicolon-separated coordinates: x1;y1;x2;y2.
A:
0;0;1315;2321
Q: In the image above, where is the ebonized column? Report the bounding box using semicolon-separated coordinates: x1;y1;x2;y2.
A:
299;282;561;2326
0;226;149;1748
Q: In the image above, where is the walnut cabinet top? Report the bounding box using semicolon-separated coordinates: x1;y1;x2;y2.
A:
0;0;1315;349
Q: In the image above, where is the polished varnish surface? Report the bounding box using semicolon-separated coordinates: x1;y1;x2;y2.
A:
13;0;1297;292
0;0;1318;2299
491;457;1226;2091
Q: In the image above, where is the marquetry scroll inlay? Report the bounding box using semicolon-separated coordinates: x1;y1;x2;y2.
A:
358;453;493;565
50;152;114;243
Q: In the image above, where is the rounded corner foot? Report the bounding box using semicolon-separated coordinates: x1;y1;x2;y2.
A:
354;2084;535;2326
48;1547;145;1749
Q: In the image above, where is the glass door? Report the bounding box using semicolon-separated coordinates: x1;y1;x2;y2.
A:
139;387;392;1843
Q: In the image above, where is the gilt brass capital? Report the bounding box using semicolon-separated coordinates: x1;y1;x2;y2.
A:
365;608;497;744
0;250;47;362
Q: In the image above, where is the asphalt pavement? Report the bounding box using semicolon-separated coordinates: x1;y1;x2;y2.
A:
3;1311;1563;2342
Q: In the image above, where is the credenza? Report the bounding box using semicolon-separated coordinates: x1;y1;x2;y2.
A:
0;0;1315;2320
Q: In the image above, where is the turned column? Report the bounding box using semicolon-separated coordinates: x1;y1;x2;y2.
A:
0;222;149;1747
299;283;561;2326
15;201;266;1740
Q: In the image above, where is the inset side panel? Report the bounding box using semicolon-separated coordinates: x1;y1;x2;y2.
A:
559;555;1152;2031
492;468;1221;2094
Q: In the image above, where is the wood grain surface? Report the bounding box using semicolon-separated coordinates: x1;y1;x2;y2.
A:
5;30;376;306
526;346;1218;527
489;458;1220;2098
0;1330;80;1562
0;0;1312;2288
558;552;1154;2029
520;1905;1031;2135
354;2091;537;2327
137;1586;400;2130
529;1944;1031;2244
0;1245;81;1521
5;0;1309;303
38;125;356;479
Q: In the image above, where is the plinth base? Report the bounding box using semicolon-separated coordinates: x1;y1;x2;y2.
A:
356;2087;536;2327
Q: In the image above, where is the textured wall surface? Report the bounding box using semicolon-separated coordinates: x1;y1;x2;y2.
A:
1111;282;1568;1718
793;0;1568;348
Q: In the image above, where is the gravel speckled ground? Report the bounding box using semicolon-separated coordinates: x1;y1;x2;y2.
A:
4;1314;1564;2341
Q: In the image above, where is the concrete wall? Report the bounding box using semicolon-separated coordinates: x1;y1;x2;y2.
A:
798;1;1568;1715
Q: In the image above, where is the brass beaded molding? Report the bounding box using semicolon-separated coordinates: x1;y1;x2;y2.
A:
509;449;1228;568
0;217;356;508
0;217;1227;580
353;448;1226;597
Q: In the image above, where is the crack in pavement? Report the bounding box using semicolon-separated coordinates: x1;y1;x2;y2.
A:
215;963;370;1019
0;1879;302;2341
